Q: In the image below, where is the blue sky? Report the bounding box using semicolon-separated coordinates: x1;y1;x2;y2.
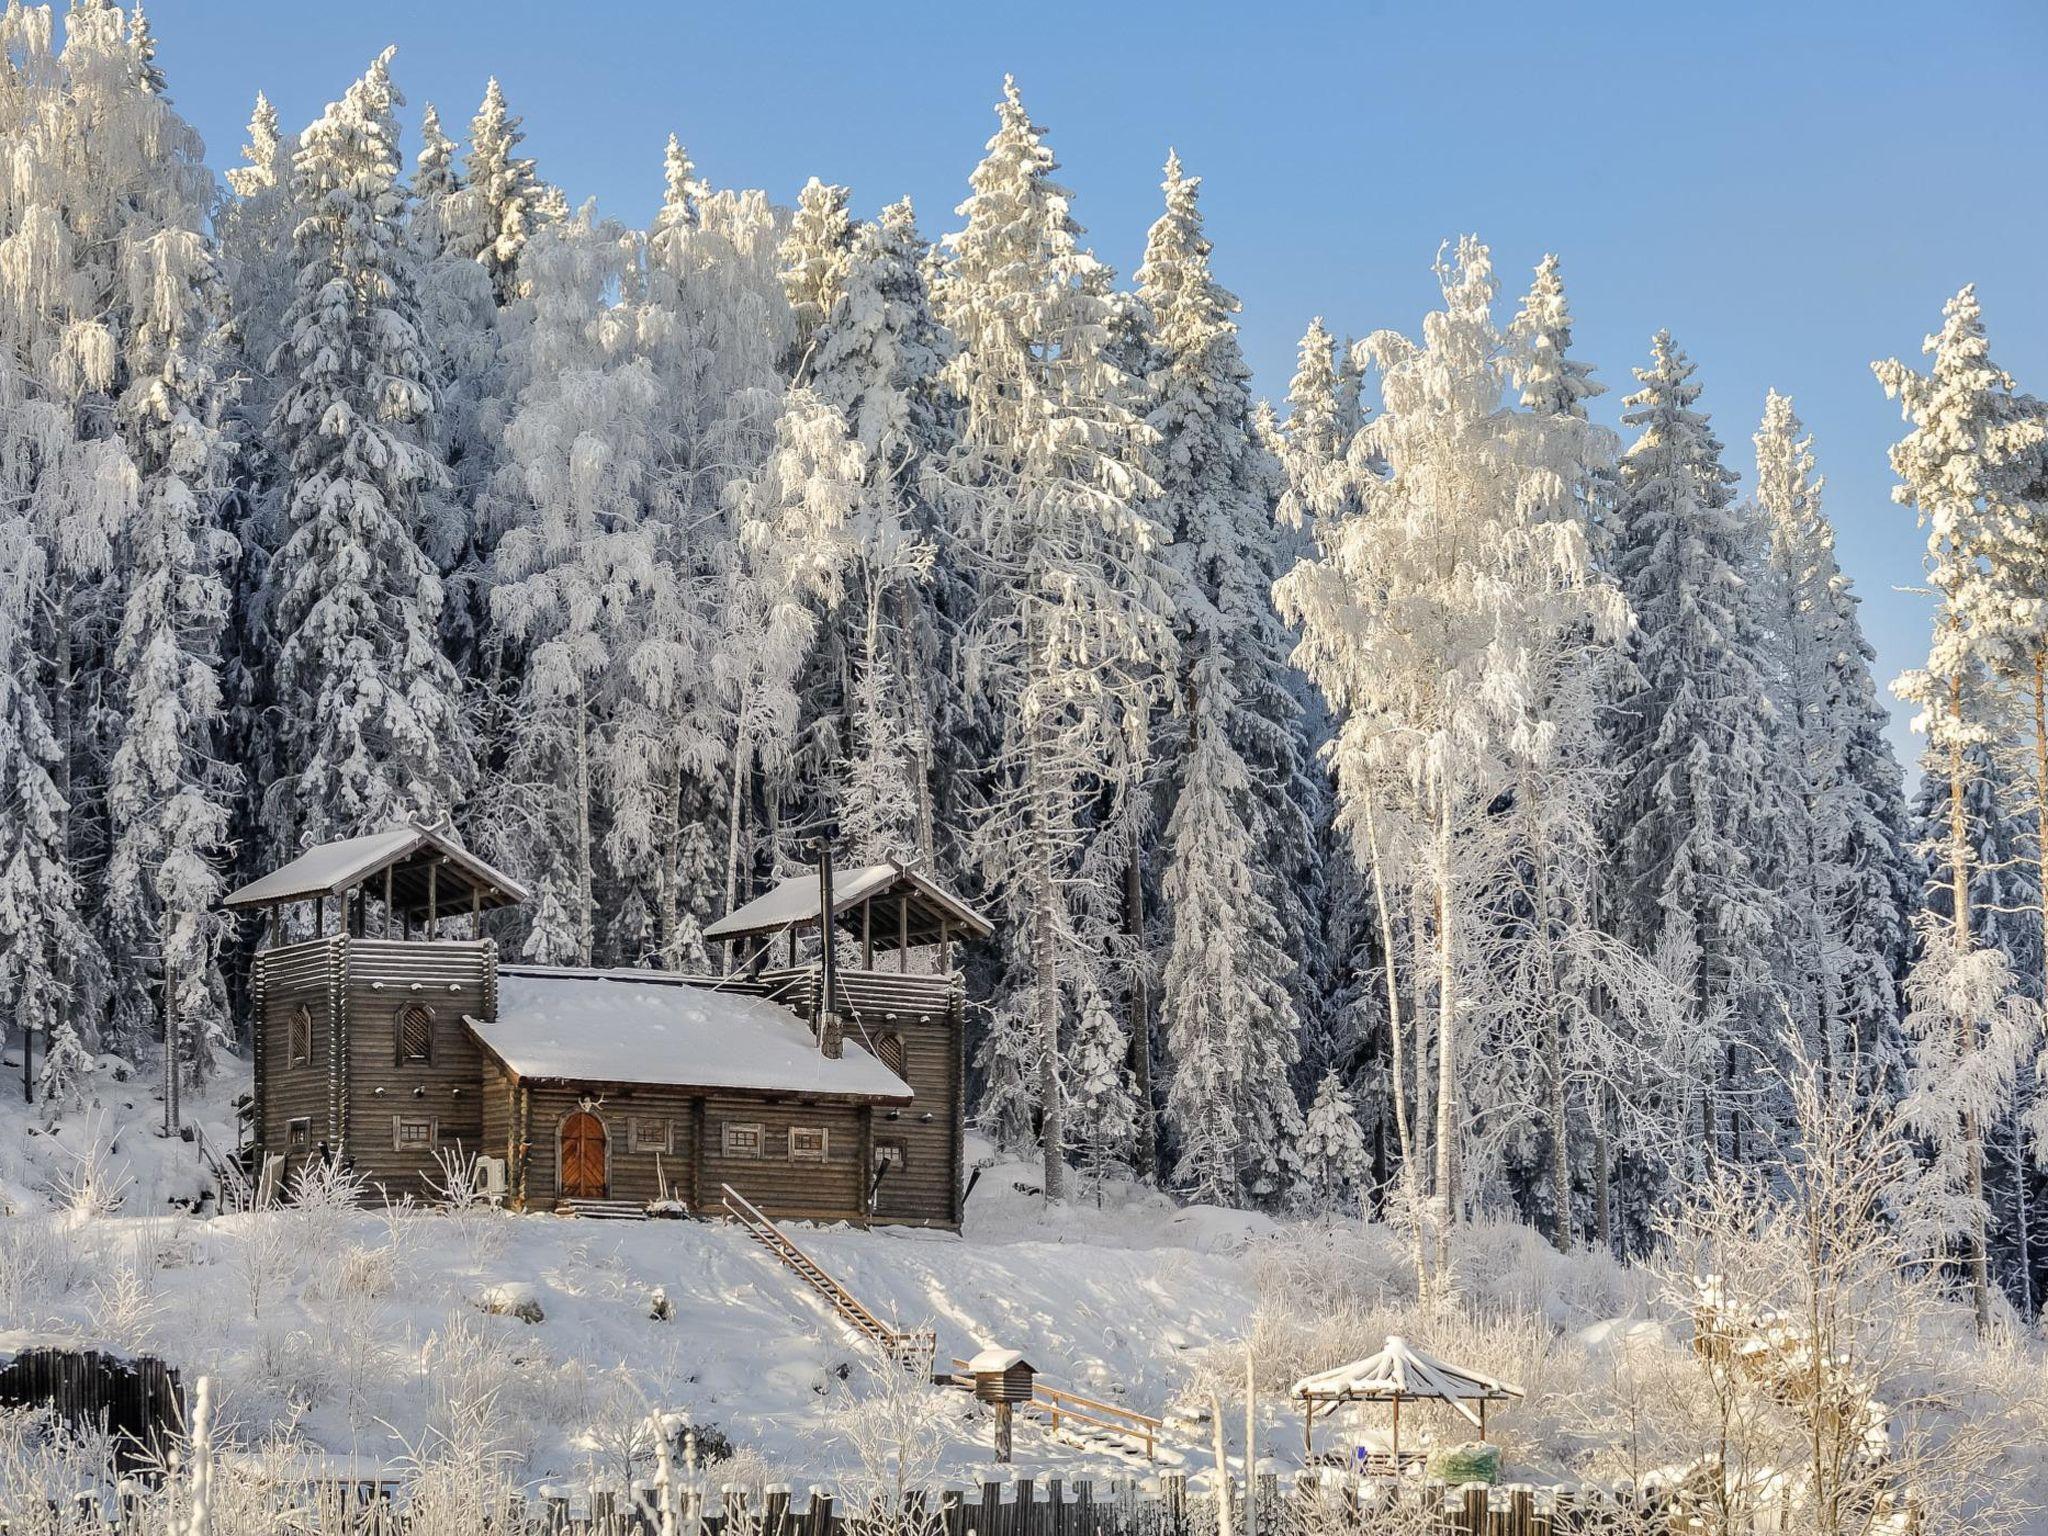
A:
147;0;2047;770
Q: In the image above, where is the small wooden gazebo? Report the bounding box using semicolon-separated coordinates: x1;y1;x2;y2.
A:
1293;1335;1523;1464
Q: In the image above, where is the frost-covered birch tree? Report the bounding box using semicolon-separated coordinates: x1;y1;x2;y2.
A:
1277;238;1624;1286
1879;285;2048;1327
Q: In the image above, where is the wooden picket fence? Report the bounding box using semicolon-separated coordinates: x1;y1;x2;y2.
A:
9;1469;1703;1536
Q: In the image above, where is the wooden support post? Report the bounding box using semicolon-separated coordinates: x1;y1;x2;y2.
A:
314;895;324;936
384;867;394;938
862;900;873;970
426;861;438;935
473;884;483;940
899;893;910;974
939;917;951;975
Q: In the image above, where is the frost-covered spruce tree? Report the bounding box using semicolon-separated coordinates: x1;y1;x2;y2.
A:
1879;286;2048;1327
1609;332;1784;1171
1274;317;1355;534
1138;152;1313;1204
809;200;958;866
781;177;855;376
1755;391;1913;1088
103;176;240;1079
939;79;1173;1199
1277;238;1623;1285
1298;1070;1371;1215
263;50;474;848
1159;654;1305;1204
462;77;543;304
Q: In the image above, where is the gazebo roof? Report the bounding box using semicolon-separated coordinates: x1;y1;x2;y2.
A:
1292;1335;1522;1428
223;824;527;917
704;858;993;950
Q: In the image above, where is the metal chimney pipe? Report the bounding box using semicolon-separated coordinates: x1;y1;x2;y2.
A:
816;843;842;1058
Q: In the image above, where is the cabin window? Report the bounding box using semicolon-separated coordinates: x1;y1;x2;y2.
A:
790;1126;830;1163
392;1115;437;1152
873;1140;905;1174
286;1117;311;1152
631;1117;673;1154
876;1032;906;1078
395;1004;434;1065
289;1006;312;1066
722;1123;763;1159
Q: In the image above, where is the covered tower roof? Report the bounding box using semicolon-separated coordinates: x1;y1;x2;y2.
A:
703;858;992;951
224;824;527;918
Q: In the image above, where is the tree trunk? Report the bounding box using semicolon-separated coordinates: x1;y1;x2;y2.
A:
574;698;594;967
1126;840;1156;1184
1948;674;1992;1333
1030;731;1065;1203
1361;791;1426;1294
1594;1090;1613;1255
1432;784;1457;1276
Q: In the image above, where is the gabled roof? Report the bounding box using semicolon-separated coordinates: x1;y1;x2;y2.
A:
467;968;913;1102
704;858;994;948
223;824;528;914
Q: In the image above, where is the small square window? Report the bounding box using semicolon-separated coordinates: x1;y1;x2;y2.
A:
286;1117;311;1152
873;1140;905;1173
631;1118;673;1154
289;1007;312;1067
392;1115;436;1151
790;1127;829;1163
722;1123;763;1159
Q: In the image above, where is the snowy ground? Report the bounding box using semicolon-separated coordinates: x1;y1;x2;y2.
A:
5;1052;2048;1521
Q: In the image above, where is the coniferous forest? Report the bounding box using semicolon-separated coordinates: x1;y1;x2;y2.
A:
8;0;2048;1334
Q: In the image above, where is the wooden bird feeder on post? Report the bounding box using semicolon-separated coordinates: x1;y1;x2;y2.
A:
967;1347;1035;1463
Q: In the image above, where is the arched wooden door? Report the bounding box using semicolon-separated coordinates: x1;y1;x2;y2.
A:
559;1112;608;1200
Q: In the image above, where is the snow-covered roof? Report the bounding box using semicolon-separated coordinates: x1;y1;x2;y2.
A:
967;1347;1032;1374
1292;1335;1522;1426
704;858;994;947
224;824;528;913
467;968;913;1101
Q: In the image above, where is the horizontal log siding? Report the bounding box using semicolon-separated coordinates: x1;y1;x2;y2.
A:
340;939;495;1201
701;1097;868;1222
251;937;345;1177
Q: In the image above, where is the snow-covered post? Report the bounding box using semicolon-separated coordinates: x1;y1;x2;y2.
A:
186;1374;213;1536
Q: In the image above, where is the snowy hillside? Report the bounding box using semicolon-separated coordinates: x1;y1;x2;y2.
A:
5;1058;2047;1528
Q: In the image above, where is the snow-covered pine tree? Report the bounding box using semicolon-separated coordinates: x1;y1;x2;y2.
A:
262;50;474;849
103;161;240;1081
939;79;1173;1199
781;177;854;377
1277;238;1625;1286
463;77;543;304
1609;331;1784;1173
1298;1069;1371;1215
809;199;958;867
1755;390;1913;1090
1879;285;2048;1328
1138;151;1314;1205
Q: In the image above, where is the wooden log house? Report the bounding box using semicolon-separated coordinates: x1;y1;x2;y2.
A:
226;825;992;1227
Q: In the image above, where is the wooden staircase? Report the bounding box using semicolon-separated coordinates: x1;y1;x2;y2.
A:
944;1360;1193;1467
720;1184;936;1368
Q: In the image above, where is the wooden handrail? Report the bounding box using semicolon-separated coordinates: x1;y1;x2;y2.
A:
726;1185;933;1367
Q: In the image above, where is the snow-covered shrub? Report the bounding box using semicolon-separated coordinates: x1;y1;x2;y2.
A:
47;1110;133;1220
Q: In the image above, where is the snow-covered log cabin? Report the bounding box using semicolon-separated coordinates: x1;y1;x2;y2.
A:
226;825;992;1227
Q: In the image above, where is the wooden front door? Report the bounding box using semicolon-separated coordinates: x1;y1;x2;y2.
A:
559;1112;608;1200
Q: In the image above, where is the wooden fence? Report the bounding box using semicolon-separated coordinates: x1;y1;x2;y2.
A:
6;1470;1699;1536
0;1348;184;1477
